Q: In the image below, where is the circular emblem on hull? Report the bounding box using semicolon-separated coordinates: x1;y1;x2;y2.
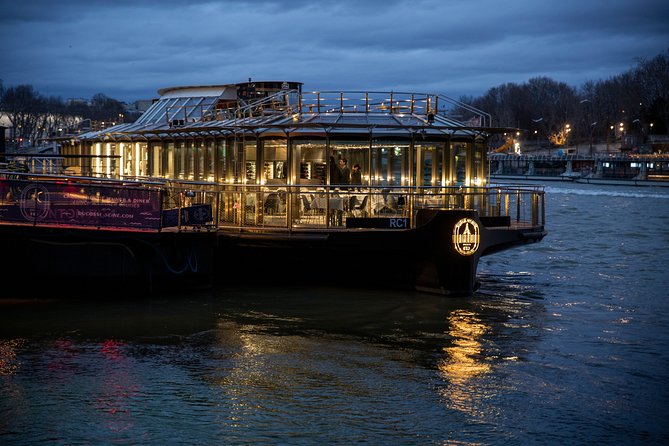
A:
20;183;50;221
452;218;480;256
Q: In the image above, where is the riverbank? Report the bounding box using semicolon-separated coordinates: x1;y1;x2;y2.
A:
490;173;669;187
489;153;669;187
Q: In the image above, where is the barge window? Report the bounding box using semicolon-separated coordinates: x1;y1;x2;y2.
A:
371;140;409;187
262;139;288;184
293;141;326;185
166;142;175;179
151;143;162;177
330;141;369;187
138;143;148;177
205;139;215;182
176;140;186;179
244;141;257;183
454;143;467;186
217;139;227;183
415;143;442;187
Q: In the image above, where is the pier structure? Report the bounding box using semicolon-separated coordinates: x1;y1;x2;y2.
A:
489;153;669;183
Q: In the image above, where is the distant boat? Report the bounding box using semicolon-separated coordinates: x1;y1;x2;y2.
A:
0;81;547;296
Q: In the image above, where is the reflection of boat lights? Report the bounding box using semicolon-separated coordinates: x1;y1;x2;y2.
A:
0;339;24;375
438;310;493;416
439;310;490;383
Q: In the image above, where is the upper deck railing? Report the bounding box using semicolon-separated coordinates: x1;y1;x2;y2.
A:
196;89;491;127
295;90;491;126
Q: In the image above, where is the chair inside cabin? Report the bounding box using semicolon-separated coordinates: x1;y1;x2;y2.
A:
301;194;320;223
352;195;369;217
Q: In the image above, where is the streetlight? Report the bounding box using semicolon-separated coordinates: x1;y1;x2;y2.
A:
531;117;543;152
589;121;597;155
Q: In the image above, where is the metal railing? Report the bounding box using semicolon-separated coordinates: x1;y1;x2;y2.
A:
1;170;545;232
206;184;544;231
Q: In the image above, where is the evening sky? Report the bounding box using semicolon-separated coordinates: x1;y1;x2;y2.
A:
1;0;668;103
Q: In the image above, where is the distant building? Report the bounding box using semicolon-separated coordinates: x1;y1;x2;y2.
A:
67;97;89;106
125;99;154;114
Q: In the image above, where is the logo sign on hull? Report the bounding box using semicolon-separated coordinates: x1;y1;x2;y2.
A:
452;218;480;256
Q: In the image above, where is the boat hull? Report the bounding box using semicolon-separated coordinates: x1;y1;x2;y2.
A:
0;208;545;297
0;225;217;297
216;209;546;295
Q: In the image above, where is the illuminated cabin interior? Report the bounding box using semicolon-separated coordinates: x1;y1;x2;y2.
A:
60;81;491;190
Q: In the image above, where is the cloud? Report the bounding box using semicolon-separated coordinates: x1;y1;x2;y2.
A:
1;0;668;102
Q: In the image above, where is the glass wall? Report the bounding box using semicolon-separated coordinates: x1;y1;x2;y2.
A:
165;142;175;179
415;142;444;187
330;141;369;187
217;139;227;183
244;141;258;183
151;142;162;177
204;139;215;182
453;142;468;186
262;139;288;185
371;140;410;187
292;140;326;185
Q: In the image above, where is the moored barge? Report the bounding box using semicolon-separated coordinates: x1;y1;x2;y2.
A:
0;81;547;295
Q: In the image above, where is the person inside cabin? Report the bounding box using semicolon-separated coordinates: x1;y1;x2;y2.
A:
338;157;351;187
350;163;362;189
329;156;341;185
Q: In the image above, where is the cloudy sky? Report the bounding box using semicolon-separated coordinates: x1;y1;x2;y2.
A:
2;0;668;103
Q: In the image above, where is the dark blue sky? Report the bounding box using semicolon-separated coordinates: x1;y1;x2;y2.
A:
2;0;668;103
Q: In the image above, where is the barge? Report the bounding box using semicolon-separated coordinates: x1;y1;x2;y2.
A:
1;81;547;295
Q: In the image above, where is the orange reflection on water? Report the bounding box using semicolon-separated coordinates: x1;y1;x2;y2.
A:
0;338;24;375
438;310;492;416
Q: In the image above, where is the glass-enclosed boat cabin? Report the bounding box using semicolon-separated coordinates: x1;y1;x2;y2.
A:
52;80;544;231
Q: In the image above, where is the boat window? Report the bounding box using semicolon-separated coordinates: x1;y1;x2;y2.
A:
262;139;288;185
190;139;203;181
293;141;326;185
166;142;175;179
245;141;257;183
454;143;467;186
371;140;409;187
415;142;447;187
217;139;227;183
151;143;162;177
176;140;186;179
204;139;215;182
330;141;369;187
138;143;148;177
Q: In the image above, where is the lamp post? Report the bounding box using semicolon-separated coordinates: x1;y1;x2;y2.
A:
531;117;543;153
579;99;592;155
589;121;597;156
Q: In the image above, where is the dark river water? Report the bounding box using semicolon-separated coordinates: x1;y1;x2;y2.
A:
1;181;668;445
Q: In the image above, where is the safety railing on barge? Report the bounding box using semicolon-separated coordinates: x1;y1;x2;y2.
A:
0;171;545;232
208;184;545;231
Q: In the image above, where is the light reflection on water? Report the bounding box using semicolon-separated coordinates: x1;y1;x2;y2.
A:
1;182;669;444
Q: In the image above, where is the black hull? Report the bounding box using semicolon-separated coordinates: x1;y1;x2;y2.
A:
0;210;545;297
216;209;546;295
0;225;217;297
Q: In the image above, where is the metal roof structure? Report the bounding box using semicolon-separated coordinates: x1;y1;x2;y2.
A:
77;83;500;142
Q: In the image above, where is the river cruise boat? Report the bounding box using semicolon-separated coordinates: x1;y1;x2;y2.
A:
0;81;547;295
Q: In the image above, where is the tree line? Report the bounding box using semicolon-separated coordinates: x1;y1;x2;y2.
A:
466;48;669;149
2;47;668;150
0;85;141;148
